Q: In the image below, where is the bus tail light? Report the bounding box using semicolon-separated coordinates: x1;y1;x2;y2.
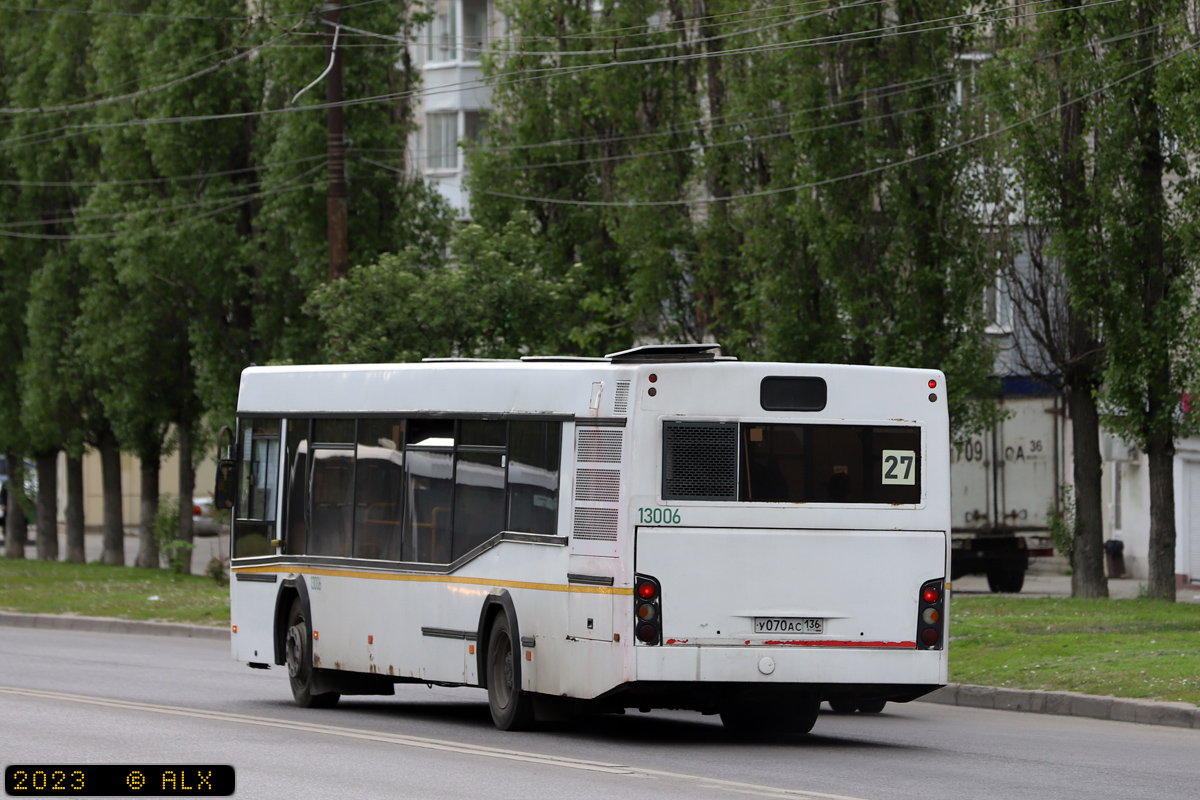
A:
916;578;944;651
634;575;663;646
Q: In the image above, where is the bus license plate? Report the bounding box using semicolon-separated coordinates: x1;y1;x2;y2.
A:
754;617;824;635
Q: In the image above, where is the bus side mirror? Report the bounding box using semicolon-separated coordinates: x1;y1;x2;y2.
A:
214;424;236;510
214;459;236;510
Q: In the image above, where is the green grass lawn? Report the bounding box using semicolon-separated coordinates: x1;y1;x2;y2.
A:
0;558;229;626
949;596;1200;706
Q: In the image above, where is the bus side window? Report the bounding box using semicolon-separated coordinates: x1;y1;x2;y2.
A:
284;419;311;556
404;419;455;564
453;420;506;560
507;421;561;536
354;419;405;561
234;418;281;558
308;419;356;557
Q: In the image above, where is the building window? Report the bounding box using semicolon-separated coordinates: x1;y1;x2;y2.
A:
985;275;1013;333
462;0;488;59
426;113;458;170
427;1;456;62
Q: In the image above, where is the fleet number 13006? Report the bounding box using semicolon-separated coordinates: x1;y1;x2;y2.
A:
639;507;681;524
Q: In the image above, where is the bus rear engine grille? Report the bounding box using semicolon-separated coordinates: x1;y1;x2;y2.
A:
662;422;738;501
577;428;624;463
575;468;621;503
573;507;619;541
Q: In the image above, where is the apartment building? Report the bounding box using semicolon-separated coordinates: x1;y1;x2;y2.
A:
411;0;497;213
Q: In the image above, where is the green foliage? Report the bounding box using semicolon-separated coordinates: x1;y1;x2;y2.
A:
205;556;229;587
1046;483;1076;566
153;493;192;576
308;212;581;360
467;0;1003;436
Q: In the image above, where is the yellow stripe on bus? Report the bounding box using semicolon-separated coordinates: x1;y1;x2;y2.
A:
231;565;633;595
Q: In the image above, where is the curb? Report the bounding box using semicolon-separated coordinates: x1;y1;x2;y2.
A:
0;611;229;641
918;683;1200;730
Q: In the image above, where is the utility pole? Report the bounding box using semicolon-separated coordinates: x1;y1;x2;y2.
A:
326;0;349;281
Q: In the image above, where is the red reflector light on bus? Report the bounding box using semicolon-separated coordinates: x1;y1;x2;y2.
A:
922;587;940;605
921;628;939;646
928;379;937;389
637;625;658;643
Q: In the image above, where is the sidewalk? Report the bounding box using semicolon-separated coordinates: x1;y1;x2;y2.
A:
2;528;229;577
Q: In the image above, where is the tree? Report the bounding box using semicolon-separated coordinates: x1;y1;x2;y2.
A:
986;0;1110;597
1087;0;1198;600
308;212;578;360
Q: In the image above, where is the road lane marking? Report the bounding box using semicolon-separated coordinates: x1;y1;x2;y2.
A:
0;685;869;800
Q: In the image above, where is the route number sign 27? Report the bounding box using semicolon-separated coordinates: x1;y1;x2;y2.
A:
881;450;917;485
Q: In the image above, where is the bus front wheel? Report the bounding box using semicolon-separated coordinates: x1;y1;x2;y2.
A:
485;612;535;731
285;598;340;709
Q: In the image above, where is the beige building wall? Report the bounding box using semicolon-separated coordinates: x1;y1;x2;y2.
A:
62;445;219;530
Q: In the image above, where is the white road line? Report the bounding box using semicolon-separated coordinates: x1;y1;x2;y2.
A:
0;685;869;800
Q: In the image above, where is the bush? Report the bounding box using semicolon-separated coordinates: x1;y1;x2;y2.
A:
154;494;194;576
1047;483;1076;566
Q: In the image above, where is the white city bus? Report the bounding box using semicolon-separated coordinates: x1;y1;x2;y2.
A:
225;344;950;734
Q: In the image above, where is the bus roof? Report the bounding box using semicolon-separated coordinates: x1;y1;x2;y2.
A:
236;358;946;426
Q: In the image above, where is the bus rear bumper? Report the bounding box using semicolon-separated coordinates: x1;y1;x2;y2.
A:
635;644;946;687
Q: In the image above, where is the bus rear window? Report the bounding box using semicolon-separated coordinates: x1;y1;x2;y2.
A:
739;423;921;505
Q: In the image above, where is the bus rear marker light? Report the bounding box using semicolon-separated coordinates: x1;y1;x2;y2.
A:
648;387;657;397
231;625;237;634
928;379;937;389
637;582;657;600
313;631;318;641
929;393;937;402
648;373;657;383
526;651;532;661
368;635;373;644
469;645;475;654
922;587;940;604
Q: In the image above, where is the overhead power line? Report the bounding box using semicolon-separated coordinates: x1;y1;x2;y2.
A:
0;0;1168;154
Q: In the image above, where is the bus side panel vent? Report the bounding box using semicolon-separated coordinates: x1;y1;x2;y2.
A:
662;421;738;501
613;381;631;415
577;428;624;462
575;468;621;503
573;507;620;540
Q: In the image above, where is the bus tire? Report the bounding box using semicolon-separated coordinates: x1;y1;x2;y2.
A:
721;694;820;737
857;699;887;714
285;598;340;709
828;699;858;713
485;612;534;731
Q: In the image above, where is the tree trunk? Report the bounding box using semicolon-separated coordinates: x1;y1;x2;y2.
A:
136;455;160;569
65;454;85;563
35;450;58;561
99;434;125;565
178;424;195;547
1067;387;1107;597
4;453;27;559
1146;432;1177;601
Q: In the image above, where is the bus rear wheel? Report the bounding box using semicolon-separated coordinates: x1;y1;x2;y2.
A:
720;694;820;738
285;598;340;709
485;612;534;731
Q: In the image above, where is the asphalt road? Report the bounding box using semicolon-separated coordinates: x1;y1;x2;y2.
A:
1;627;1196;799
